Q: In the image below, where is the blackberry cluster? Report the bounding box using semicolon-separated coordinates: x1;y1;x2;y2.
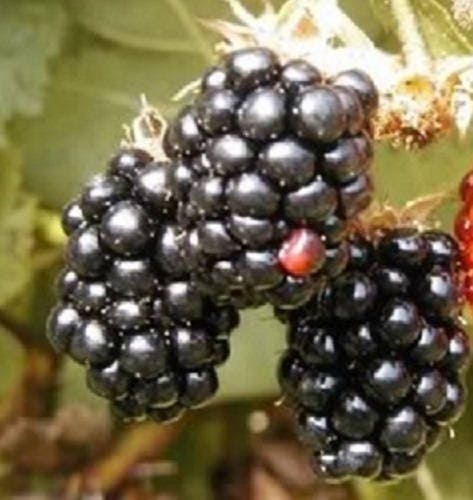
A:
47;46;379;423
163;47;377;310
48;149;240;422
279;228;470;481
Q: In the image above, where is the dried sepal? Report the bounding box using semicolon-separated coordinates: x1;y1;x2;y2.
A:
202;0;473;149
122;95;168;160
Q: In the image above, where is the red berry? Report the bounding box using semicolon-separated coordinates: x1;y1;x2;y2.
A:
462;244;473;271
460;170;473;203
455;208;473;243
463;274;473;305
278;228;326;277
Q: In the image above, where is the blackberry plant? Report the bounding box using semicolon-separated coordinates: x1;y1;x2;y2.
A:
278;228;470;481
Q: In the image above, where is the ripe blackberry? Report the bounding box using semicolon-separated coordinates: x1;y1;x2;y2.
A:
279;228;469;482
48;149;240;423
163;47;377;309
49;46;379;421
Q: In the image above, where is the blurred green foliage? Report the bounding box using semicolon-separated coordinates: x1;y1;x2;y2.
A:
0;0;473;498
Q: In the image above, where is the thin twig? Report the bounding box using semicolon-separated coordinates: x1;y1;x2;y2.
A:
416;463;443;500
64;420;183;495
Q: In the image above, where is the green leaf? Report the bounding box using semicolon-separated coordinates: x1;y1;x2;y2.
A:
66;0;285;55
438;0;473;43
0;193;36;307
342;0;399;49
368;0;473;54
0;147;36;307
67;0;215;60
411;0;473;55
0;0;66;145
374;133;471;205
368;0;397;33
217;307;285;401
11;35;206;209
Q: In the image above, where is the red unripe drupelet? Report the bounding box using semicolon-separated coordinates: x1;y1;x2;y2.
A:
455;207;473;244
463;273;473;304
460;170;473;204
278;228;326;277
456;169;473;306
461;244;473;270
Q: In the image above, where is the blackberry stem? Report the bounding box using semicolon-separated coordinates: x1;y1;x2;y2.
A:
390;0;432;73
416;463;443;500
307;0;375;48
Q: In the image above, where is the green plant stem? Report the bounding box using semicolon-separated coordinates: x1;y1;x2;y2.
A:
416;463;443;500
390;0;432;72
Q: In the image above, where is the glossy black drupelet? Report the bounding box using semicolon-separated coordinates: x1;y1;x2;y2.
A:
48;149;240;423
278;228;469;482
164;47;377;310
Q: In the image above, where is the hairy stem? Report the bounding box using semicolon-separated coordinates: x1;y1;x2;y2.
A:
308;0;376;48
390;0;432;73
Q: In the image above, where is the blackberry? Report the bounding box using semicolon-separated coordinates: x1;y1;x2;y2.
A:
237;87;286;141
81;174;129;220
48;149;241;423
134;162;177;214
331;70;379;117
62;199;86;234
280;59;322;94
100;200;153;256
290;86;347;143
279;228;469;482
49;46;379;421
257;138;316;190
163;47;377;308
66;226;108;277
225;47;279;93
